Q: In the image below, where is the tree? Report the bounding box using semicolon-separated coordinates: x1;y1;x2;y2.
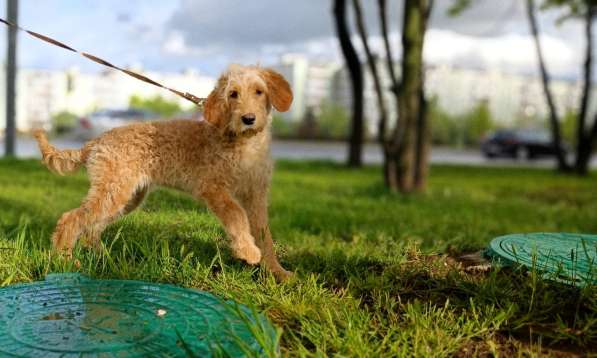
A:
458;0;597;175
532;0;597;174
378;0;433;192
526;0;570;171
4;0;18;157
333;0;365;167
353;0;433;192
397;0;433;191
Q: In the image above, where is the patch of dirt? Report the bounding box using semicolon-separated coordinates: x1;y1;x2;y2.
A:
405;251;493;280
455;333;588;358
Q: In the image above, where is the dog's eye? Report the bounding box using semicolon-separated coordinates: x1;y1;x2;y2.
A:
256;89;263;96
229;91;238;99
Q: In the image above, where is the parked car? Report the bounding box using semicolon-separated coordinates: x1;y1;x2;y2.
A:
75;109;158;140
481;129;566;160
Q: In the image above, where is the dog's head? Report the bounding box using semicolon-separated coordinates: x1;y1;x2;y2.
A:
203;65;293;138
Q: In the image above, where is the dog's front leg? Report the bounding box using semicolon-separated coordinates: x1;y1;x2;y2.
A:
199;188;262;265
241;191;293;282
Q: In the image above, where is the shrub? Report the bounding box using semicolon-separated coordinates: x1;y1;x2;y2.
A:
51;111;78;134
318;101;349;140
429;99;495;147
462;100;494;146
272;114;297;138
562;110;577;146
429;98;459;146
129;95;182;117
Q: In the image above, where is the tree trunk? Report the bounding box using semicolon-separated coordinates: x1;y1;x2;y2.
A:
584;111;597;174
378;0;399;97
376;0;431;193
574;4;595;176
353;0;388;146
384;151;399;191
415;90;430;190
377;0;400;191
395;0;428;193
525;0;569;172
414;1;433;191
333;0;364;167
4;0;18;157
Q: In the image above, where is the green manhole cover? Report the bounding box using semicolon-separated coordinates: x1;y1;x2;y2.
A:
0;273;277;357
486;233;597;287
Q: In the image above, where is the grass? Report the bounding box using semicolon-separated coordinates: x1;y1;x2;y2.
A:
0;158;596;356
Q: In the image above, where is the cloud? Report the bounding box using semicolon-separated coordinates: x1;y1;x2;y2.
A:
169;0;332;46
161;31;219;57
1;0;584;79
167;0;532;49
430;0;526;36
162;0;584;78
167;0;398;47
424;29;579;78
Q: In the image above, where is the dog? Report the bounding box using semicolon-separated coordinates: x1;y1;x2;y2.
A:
33;64;294;282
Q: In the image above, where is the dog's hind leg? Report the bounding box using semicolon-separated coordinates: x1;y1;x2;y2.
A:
122;186;149;215
80;186;149;250
198;188;262;265
51;176;141;255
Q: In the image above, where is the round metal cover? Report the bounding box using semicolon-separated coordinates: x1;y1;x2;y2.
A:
0;273;277;357
486;233;597;287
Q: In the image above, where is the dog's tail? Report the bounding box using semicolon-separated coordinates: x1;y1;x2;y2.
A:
32;130;86;175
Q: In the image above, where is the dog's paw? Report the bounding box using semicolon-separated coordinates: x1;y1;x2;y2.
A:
80;235;102;251
52;247;73;260
273;269;294;283
233;241;262;265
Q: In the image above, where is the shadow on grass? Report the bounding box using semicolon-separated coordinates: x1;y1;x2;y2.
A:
285;249;596;352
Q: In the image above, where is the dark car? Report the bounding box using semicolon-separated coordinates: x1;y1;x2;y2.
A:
481;129;565;160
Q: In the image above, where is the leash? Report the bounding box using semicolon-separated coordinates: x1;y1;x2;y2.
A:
0;18;206;109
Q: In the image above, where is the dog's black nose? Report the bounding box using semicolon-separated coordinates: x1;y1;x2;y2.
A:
241;114;256;125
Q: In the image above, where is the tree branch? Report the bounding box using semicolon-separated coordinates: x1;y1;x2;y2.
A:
353;0;388;145
525;0;569;170
577;2;593;152
377;0;399;95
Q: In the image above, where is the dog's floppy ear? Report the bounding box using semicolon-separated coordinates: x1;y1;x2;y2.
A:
203;80;227;127
261;68;293;112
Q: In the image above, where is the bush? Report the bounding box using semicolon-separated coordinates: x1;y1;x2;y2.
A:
462;100;494;146
272;114;297;138
51;111;78;134
429;99;495;147
562;110;577;146
429;98;459;146
318;101;349;140
129;95;182;117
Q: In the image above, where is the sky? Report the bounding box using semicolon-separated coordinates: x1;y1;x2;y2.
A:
0;0;587;80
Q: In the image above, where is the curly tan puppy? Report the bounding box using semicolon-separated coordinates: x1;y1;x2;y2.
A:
33;64;293;281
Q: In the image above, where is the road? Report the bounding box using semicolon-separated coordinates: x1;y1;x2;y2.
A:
2;136;596;168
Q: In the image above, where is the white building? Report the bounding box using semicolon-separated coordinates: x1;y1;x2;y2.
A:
3;58;591;135
329;62;591;135
426;65;585;124
0;67;215;132
272;54;340;121
331;58;399;136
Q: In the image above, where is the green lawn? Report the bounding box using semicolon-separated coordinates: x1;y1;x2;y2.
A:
0;158;596;356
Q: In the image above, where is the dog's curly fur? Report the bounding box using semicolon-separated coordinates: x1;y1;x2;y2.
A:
34;64;293;281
